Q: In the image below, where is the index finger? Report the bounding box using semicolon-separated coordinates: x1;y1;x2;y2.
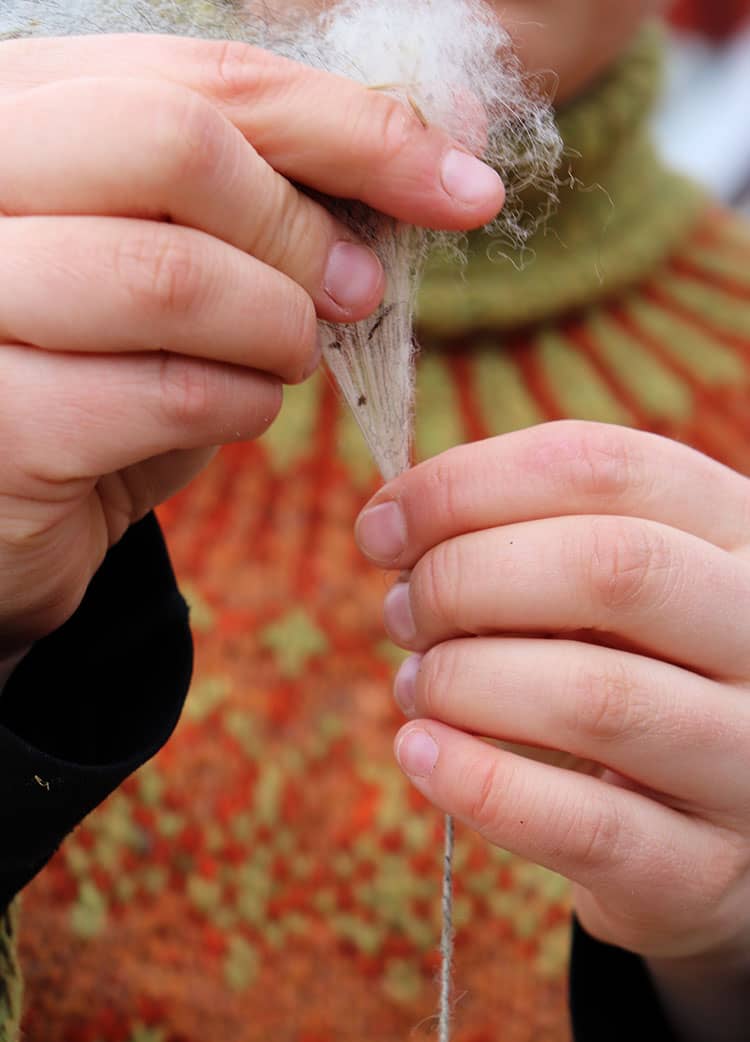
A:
0;34;505;231
355;421;750;568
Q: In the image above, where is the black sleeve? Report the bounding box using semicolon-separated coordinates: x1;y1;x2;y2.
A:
569;917;679;1041
0;512;192;908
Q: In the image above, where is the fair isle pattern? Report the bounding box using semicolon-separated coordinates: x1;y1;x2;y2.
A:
14;209;750;1042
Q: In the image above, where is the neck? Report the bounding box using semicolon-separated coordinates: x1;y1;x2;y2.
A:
417;24;706;336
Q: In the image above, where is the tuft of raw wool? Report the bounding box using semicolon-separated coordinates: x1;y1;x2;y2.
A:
266;0;563;478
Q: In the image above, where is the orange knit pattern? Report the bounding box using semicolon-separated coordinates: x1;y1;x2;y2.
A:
16;208;750;1042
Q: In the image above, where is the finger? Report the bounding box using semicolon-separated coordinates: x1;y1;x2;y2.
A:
355;422;750;568
393;719;713;916
395;638;750;816
0;216;317;383
383;515;750;679
99;447;220;534
0;78;384;323
0;343;281;487
0;35;505;230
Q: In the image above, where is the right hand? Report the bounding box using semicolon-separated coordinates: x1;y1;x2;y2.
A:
0;33;505;659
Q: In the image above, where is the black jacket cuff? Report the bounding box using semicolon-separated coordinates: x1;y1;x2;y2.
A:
0;513;192;907
569;916;678;1040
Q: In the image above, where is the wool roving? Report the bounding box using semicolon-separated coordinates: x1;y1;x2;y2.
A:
269;0;563;479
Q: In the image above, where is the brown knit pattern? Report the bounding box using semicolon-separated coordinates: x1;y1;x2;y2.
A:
12;207;750;1042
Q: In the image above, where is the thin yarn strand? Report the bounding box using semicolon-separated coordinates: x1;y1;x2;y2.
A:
439;814;455;1042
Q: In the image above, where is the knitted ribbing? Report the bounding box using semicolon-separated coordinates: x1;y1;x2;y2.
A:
418;25;707;334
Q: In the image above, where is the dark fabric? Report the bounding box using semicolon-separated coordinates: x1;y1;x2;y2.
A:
569;917;678;1040
0;512;192;909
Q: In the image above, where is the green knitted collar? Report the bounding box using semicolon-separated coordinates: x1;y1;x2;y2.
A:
417;24;706;336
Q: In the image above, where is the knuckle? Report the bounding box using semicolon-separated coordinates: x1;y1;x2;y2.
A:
209;39;265;100
546;420;645;502
375;96;413;164
349;94;411;191
419;643;460;720
468;758;508;838
158;354;214;429
246;174;304;270
586;517;677;614
416;540;462;631
118;227;203;318
572;660;643;744
166;91;234;185
423;455;465;531
564;794;622;871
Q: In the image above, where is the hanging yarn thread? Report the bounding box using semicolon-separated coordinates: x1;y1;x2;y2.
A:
3;0;562;1035
273;2;562;1035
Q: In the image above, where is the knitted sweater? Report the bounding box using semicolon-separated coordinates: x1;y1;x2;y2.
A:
3;25;750;1042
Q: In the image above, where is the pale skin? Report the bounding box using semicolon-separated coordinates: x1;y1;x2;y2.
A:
492;0;665;102
0;32;503;665
352;4;748;1041
355;423;750;1042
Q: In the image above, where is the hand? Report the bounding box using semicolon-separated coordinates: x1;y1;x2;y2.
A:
0;33;504;658
355;422;750;984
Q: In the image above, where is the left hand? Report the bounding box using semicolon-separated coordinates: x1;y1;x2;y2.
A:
354;421;750;966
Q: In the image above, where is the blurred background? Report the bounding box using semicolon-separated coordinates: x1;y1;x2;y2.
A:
659;0;750;213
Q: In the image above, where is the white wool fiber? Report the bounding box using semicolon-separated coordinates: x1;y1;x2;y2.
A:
268;0;563;478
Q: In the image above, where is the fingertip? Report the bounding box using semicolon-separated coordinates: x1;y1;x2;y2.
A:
394;653;421;716
394;723;439;778
440;149;505;223
355;499;407;566
383;581;416;647
320;242;385;320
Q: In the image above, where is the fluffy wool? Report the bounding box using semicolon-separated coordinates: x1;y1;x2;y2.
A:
269;0;563;477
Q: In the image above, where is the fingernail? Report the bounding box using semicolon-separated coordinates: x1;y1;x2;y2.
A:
356;501;407;564
396;728;439;777
302;331;323;379
394;654;422;715
324;242;383;309
441;149;503;206
384;582;416;646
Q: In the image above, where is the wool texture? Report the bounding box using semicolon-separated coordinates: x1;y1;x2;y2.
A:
4;15;750;1042
267;0;561;478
